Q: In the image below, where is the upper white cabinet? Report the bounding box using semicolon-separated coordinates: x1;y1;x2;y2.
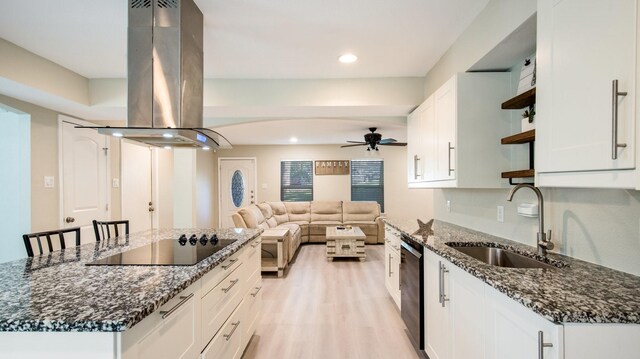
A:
537;0;638;188
408;73;512;188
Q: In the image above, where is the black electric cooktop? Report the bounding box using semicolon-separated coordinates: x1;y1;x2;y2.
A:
86;234;237;266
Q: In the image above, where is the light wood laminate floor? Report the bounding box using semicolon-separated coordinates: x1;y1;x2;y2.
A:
242;244;420;359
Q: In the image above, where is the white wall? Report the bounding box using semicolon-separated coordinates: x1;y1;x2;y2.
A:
0;108;31;263
214;145;433;226
425;0;640;275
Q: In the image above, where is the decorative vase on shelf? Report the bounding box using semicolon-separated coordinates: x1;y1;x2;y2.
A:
521;116;535;132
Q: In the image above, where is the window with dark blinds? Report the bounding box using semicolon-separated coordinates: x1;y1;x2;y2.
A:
280;160;313;201
351;160;384;212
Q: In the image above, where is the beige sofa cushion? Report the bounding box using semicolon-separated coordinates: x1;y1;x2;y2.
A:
267;202;290;224
343;222;378;236
257;203;278;228
310;201;342;222
343;201;380;222
238;205;269;229
231;212;247;228
309;221;342;235
284;202;311;222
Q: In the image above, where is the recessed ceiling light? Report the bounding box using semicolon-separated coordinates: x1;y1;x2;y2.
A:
202;146;211;150
162;133;173;138
164;146;171;150
338;53;358;64
290;137;298;143
112;132;124;138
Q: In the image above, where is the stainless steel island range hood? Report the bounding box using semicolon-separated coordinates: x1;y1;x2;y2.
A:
84;0;230;150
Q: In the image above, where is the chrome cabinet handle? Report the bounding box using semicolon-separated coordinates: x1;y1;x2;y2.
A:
438;261;443;304
447;142;455;176
251;240;262;248
224;321;241;341
537;331;553;359
414;155;421;180
222;258;238;270
388;254;393;277
440;262;449;307
251;286;262;297
612;79;628;159
221;279;239;293
159;293;193;319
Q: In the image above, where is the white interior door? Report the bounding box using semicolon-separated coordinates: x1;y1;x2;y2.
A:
219;158;256;228
121;140;155;234
60;117;109;242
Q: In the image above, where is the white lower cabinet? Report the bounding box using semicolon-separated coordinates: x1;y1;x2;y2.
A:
121;281;202;359
484;286;562;359
425;250;640;359
121;236;262;359
384;225;401;309
424;251;484;359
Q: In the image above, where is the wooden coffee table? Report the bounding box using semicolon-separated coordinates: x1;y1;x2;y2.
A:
261;228;289;277
326;226;366;262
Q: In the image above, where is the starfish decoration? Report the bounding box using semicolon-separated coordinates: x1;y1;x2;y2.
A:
413;219;434;237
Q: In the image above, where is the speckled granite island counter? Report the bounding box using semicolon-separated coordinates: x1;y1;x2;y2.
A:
0;228;263;359
385;218;640;324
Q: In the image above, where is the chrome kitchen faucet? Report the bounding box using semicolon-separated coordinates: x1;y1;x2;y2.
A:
506;184;554;256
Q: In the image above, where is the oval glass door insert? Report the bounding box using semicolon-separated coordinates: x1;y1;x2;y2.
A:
231;170;245;208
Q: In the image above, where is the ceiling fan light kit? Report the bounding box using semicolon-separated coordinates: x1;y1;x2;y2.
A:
341;127;407;151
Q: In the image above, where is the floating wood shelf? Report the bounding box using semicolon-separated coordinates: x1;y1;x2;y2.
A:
501;129;535;144
501;169;535;179
501;88;536;109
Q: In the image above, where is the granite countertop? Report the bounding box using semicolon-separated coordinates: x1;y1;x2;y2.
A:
384;218;640;324
0;228;262;332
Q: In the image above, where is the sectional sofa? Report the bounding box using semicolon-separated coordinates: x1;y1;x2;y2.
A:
231;201;384;264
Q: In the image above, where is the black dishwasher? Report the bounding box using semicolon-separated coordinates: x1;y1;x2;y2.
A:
400;233;424;352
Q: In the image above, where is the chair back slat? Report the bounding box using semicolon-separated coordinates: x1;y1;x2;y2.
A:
22;227;81;258
92;220;129;242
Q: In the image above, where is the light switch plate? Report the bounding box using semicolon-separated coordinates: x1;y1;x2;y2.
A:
261;183;267;189
112;178;120;188
446;200;451;212
44;176;54;188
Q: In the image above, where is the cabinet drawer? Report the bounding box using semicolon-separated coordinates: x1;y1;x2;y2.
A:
201;250;242;298
241;275;262;350
122;282;201;359
202;304;243;359
202;265;243;347
243;238;261;285
384;226;401;250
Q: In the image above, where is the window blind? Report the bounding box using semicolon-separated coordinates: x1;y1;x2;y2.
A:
280;160;313;201
351;160;384;212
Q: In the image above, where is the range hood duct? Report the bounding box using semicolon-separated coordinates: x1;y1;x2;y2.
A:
85;0;230;150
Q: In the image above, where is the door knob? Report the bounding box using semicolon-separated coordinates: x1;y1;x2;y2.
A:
148;207;155;212
65;217;75;223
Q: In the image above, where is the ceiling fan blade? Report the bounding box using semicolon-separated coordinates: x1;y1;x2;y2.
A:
379;138;397;144
341;143;368;148
346;141;366;144
379;142;407;146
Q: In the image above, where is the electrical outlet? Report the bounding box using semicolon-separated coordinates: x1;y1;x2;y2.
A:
112;178;120;188
44;176;54;188
497;206;504;222
446;200;451;213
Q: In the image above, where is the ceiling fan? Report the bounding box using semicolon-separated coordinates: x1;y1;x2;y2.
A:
341;127;407;151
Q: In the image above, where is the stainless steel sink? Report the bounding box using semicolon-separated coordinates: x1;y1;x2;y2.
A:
446;245;557;269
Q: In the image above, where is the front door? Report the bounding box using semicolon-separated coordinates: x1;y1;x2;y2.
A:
60;116;109;242
219;158;256;228
121;140;155;233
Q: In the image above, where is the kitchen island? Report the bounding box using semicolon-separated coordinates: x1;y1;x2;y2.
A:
0;227;263;358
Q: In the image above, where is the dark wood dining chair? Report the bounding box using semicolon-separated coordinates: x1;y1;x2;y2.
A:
92;220;129;241
22;227;81;257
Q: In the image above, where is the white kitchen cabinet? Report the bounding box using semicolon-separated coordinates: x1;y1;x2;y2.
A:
201;304;244;359
485;286;562;359
121;282;202;359
408;73;512;188
384;225;401;309
424;251;485;359
537;0;638;188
